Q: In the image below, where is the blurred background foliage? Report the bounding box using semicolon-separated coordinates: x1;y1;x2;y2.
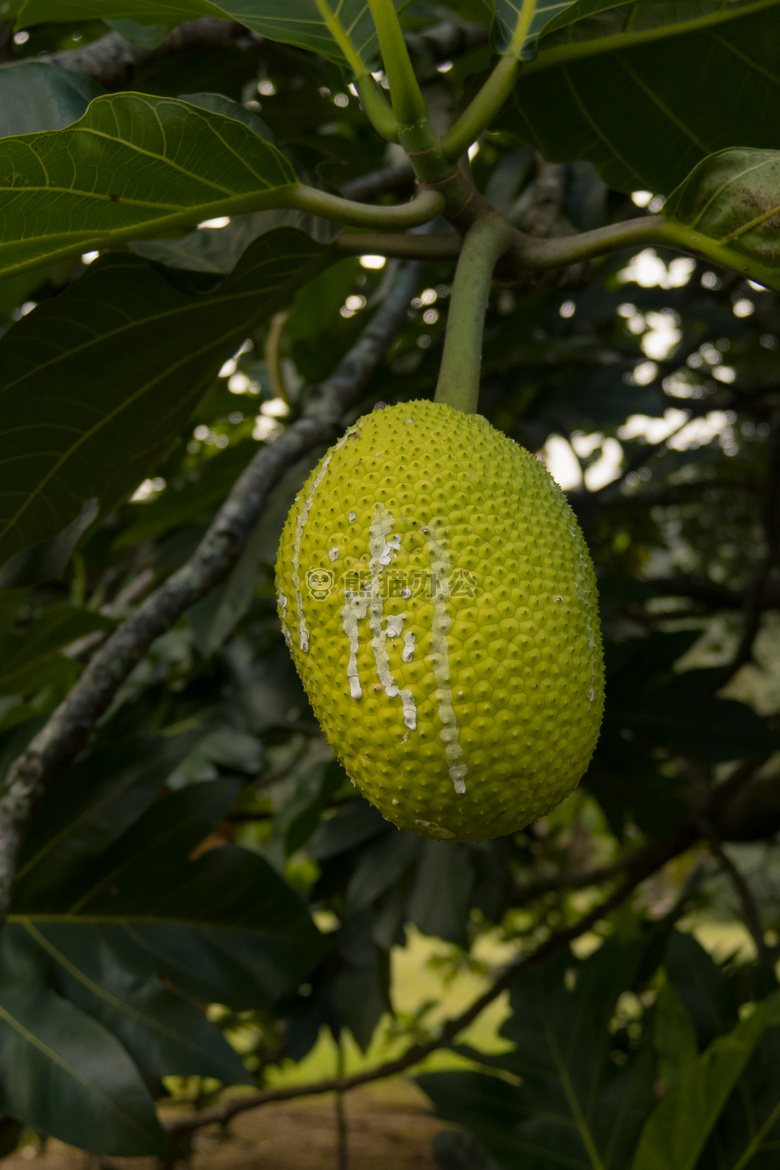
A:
0;2;779;1167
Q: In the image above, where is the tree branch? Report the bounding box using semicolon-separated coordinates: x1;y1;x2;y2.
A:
332;231;460;262
697;817;768;958
718;408;780;687
0;260;425;932
29;19;248;87
164;845;667;1137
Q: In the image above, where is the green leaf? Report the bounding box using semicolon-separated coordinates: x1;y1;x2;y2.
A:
114;442;257;549
0;931;170;1156
4;778;328;1147
614;668;778;764
433;1130;503;1170
182;91;273;141
0;499;100;589
418;937;660;1169
702;1023;780;1170
633;988;780;1170
17;0;397;73
0;62;102;137
310;798;389;859
0;92;298;278
332;916;391;1050
406;841;474;947
345;829;420;913
0;229;329;568
0;603;114;697
662;149;780;290
13;732;200;910
497;0;780;194
12;923;251;1087
105;17;168;48
493;0;579;61
664;932;740;1049
653;982;698;1097
15;781;329;1009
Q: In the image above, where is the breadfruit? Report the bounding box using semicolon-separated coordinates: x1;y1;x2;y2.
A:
275;399;603;842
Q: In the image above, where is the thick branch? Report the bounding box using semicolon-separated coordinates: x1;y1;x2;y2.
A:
0;260;424;931
30;19;246;87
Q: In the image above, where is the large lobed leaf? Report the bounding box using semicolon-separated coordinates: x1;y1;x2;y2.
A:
419;930;780;1170
0;92;297;278
663;148;780;285
1;741;329;1155
418;936;659;1168
17;0;399;73
497;0;780;194
0;228;329;571
0;62;102;138
492;0;579;60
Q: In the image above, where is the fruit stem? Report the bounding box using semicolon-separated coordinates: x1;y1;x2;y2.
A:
434;214;513;414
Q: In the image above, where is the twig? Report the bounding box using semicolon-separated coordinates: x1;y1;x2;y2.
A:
697;817;767;958
717;408;780;688
335;1037;348;1170
0;260;424;931
164;835;685;1137
339;165;416;203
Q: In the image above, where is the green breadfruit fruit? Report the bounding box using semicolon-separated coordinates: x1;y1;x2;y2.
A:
275;399;604;842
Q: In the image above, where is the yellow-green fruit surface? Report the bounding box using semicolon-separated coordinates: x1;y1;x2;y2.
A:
275;400;604;842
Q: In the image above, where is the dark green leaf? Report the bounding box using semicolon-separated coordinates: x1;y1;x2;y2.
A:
407;841;473;947
0;229;328;566
0;603;114;697
0;93;298;277
18;0;398;72
611;668;778;764
115;442;257;549
11;922;250;1087
106;18;168;48
13;732;200;911
0;931;170;1156
653;982;698;1098
497;1;780;194
701;1022;780;1170
310;798;389;859
433;1130;503;1170
493;0;578;60
346;829;421;913
419;937;660;1168
633;988;780;1170
182;91;273;140
0;498;99;588
665;932;740;1049
287;259;361;342
0;62;102;137
332;916;391;1050
663;148;780;290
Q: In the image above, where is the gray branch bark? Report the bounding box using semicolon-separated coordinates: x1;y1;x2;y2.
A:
0;260;423;931
32;19;246;87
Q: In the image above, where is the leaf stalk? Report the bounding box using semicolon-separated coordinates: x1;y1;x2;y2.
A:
441;55;519;162
434;213;513;414
354;73;399;142
367;0;429;126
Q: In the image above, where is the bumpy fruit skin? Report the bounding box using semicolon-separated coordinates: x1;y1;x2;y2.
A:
275;400;603;842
